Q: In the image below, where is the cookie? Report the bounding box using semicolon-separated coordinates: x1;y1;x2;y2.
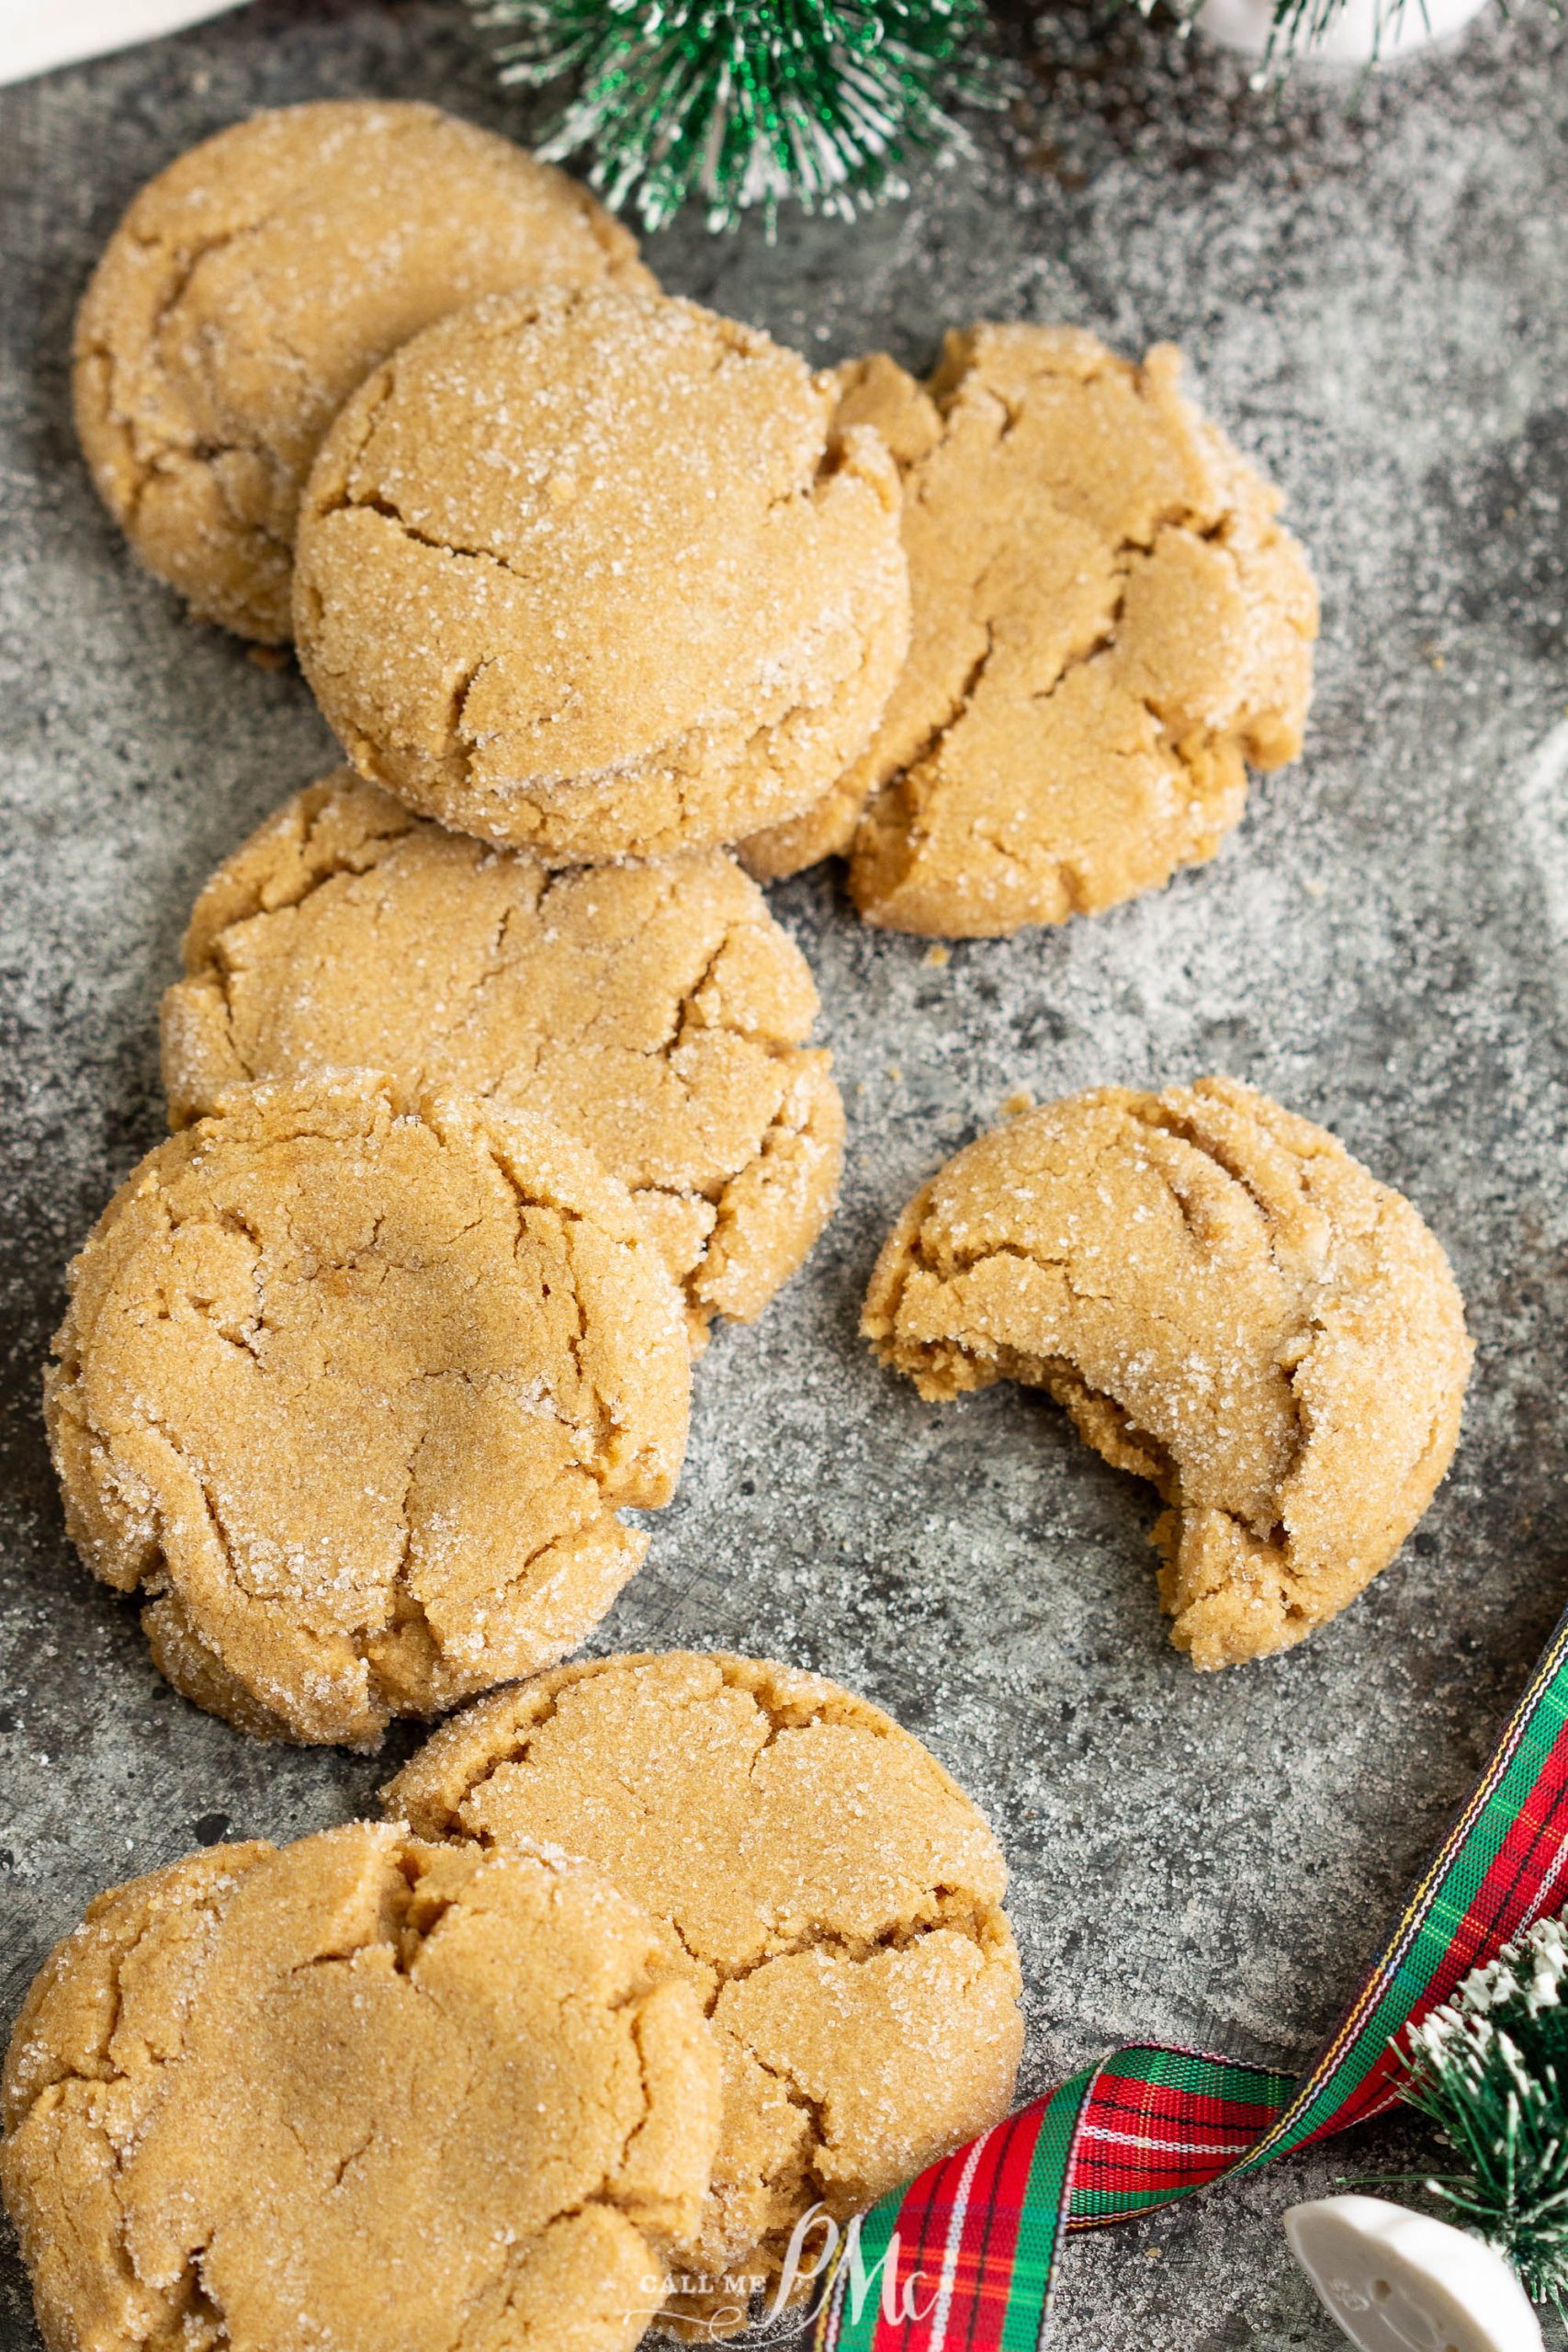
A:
863;1079;1471;1667
43;1073;690;1745
292;285;910;863
742;327;1318;937
73;102;648;643
160;773;844;1348
386;1651;1024;2335
1;1826;721;2352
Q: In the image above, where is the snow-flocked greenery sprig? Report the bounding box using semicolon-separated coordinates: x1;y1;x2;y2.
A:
1400;1906;1568;2314
469;0;1011;232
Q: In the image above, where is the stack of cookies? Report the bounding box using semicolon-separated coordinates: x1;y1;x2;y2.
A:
57;99;896;1746
6;92;1479;2352
2;1653;1027;2344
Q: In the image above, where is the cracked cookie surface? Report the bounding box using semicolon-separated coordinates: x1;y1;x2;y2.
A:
44;1073;690;1745
1;1825;721;2352
292;285;910;861
741;326;1318;937
73;101;647;645
864;1079;1472;1666
161;773;844;1349
386;1650;1023;2336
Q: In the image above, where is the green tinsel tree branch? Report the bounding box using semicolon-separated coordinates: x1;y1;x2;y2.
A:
469;0;1014;232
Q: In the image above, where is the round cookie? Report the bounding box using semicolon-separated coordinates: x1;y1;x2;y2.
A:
741;326;1318;936
292;285;910;862
43;1073;690;1745
73;101;649;643
1;1826;721;2352
386;1651;1024;2335
863;1078;1472;1667
160;772;845;1349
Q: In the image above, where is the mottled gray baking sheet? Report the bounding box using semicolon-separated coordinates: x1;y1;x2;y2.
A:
5;4;1568;2343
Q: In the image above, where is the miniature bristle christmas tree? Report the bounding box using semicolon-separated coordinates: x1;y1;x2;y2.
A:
470;0;1010;230
1401;1908;1568;2315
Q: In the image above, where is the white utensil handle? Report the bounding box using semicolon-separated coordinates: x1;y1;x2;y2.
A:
1284;2196;1543;2352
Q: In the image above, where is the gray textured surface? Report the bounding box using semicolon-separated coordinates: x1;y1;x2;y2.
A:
4;2;1568;2343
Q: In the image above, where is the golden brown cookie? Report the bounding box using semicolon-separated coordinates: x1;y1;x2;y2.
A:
44;1073;690;1745
742;327;1318;936
159;773;844;1348
1;1826;721;2352
292;285;910;863
73;101;648;643
386;1651;1024;2335
863;1079;1471;1667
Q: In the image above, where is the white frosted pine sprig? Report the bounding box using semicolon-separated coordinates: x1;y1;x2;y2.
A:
1401;1908;1568;2315
469;0;1012;232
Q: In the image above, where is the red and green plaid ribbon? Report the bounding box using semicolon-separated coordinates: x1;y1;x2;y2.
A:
814;1603;1568;2349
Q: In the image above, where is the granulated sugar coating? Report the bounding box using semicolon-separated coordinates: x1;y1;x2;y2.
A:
864;1079;1472;1667
387;1651;1023;2336
45;1074;691;1745
1;1826;721;2352
9;4;1568;2345
73;99;648;644
161;771;844;1348
746;328;1318;935
293;285;911;861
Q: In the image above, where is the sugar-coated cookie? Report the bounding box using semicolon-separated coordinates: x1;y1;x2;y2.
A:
386;1651;1024;2335
292;285;909;862
743;326;1317;936
160;773;844;1347
44;1073;690;1744
1;1826;720;2352
864;1079;1471;1665
73;101;648;643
